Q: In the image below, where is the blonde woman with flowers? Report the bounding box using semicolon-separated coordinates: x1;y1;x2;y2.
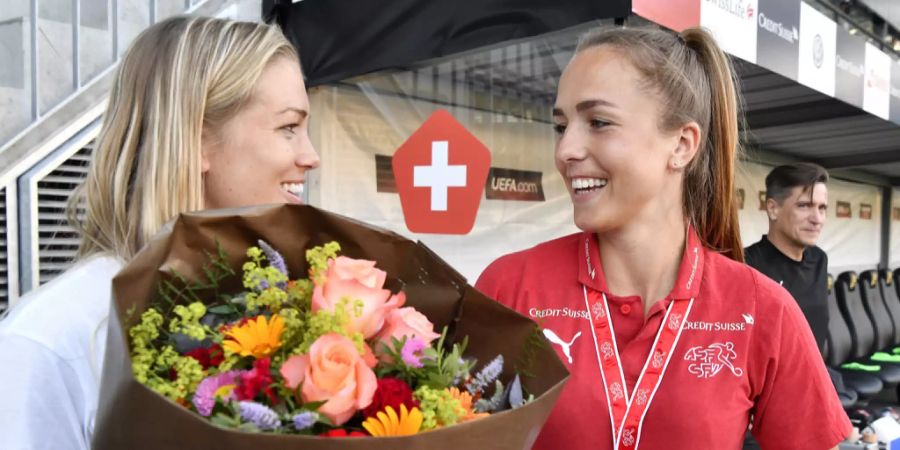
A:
0;16;319;450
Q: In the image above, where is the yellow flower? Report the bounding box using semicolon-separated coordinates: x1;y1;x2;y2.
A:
362;404;423;437
447;387;490;422
222;315;284;358
213;384;236;399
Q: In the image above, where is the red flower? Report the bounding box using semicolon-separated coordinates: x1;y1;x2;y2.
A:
235;357;276;403
320;429;367;438
208;345;224;367
362;377;419;418
184;344;224;369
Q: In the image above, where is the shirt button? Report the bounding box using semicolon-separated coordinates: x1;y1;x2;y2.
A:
620;304;632;315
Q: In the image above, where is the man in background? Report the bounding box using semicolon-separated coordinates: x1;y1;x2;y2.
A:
743;163;839;450
745;163;830;352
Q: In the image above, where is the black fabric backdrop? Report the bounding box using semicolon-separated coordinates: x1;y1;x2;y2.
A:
265;0;630;86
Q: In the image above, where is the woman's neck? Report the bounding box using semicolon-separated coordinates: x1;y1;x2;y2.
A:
597;215;687;315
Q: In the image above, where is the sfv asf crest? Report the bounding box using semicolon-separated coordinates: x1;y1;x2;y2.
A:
684;342;744;379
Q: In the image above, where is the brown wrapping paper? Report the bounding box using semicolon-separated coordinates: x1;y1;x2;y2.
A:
93;204;568;450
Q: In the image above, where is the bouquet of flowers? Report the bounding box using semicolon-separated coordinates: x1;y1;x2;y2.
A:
93;204;567;449
128;238;528;436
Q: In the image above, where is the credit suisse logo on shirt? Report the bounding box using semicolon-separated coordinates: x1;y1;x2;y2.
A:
684;313;754;332
528;307;591;320
527;307;754;333
683;319;750;332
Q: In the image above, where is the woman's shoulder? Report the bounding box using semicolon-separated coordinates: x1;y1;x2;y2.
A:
703;249;800;322
0;255;123;353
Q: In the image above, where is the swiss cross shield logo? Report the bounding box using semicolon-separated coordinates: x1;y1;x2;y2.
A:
392;110;491;234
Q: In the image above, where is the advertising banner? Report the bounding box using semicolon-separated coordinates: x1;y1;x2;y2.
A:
701;0;759;63
835;29;867;108
864;42;892;120
756;0;800;80
798;2;837;96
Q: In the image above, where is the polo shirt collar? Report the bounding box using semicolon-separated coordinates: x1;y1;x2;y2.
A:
578;225;706;301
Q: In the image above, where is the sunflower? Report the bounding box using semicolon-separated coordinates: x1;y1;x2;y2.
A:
222;315;284;359
361;404;423;437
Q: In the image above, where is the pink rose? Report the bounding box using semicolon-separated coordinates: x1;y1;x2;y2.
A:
312;257;404;339
279;333;377;425
373;307;441;357
328;256;387;289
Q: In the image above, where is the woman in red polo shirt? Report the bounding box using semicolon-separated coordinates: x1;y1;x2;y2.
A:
476;26;850;450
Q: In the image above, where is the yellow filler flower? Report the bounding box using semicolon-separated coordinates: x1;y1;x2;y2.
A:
362;404;423;437
222;315;284;358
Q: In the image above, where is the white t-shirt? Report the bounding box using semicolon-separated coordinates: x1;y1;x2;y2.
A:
0;255;123;450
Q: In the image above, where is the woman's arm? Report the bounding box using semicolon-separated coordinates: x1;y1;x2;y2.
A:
0;334;92;450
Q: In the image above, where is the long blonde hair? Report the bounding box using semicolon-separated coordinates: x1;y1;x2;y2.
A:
69;16;298;260
576;26;744;261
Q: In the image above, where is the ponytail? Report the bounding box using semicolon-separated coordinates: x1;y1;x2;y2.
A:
575;26;744;261
682;28;743;262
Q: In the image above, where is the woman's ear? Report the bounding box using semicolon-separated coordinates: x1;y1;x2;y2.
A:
669;121;701;170
200;127;216;174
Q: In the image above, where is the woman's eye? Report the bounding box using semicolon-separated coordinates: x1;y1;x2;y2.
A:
552;123;567;135
589;118;609;129
281;124;298;135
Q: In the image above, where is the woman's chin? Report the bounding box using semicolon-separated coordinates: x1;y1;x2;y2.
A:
573;215;606;233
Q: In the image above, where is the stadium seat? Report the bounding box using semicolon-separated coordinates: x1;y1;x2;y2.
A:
859;270;898;353
833;271;900;390
893;268;900;306
878;269;900;351
825;273;883;401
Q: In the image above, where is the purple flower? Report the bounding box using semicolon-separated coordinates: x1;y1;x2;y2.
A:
238;401;281;430
258;240;289;286
192;371;240;416
292;411;318;430
401;337;426;368
467;354;504;395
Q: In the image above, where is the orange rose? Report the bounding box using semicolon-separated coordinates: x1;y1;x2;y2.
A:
327;256;387;289
374;307;441;357
279;333;376;425
312;257;404;339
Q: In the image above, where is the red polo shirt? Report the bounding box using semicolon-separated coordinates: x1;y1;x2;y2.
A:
476;230;850;450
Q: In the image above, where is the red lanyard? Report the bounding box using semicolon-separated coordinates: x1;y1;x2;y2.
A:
583;287;693;449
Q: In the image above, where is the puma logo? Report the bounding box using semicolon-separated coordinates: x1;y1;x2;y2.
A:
543;328;581;364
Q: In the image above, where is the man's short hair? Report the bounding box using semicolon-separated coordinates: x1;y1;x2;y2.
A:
765;163;829;203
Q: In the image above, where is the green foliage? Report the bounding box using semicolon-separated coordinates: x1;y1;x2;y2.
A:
156;242;235;312
376;327;476;391
516;324;548;379
413;386;463;430
306;241;341;283
417;328;475;390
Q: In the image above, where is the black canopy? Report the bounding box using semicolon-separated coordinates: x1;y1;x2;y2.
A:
266;0;630;87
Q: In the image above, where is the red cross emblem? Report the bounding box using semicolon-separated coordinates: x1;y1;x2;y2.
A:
392;110;491;234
